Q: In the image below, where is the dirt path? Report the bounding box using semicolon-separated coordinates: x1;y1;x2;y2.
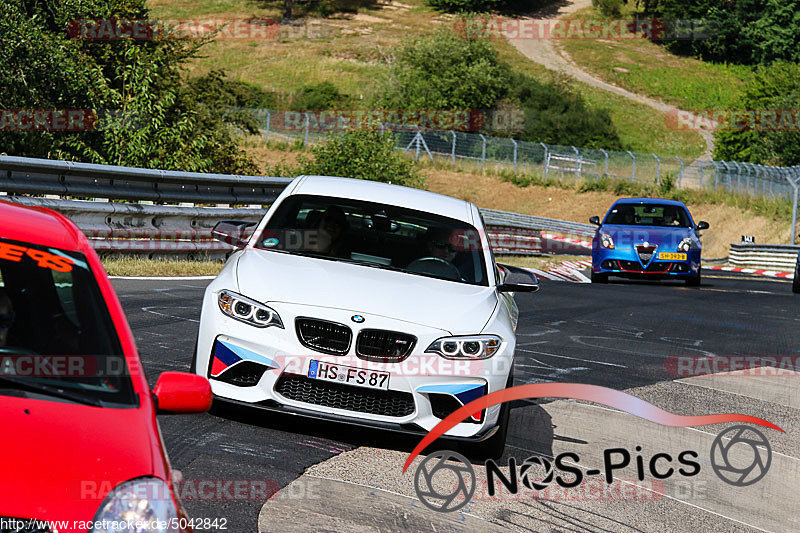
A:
506;0;715;185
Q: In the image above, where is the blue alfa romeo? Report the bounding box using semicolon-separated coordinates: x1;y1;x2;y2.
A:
589;198;709;285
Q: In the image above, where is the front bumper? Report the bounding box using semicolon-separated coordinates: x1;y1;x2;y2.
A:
196;296;513;440
592;248;700;279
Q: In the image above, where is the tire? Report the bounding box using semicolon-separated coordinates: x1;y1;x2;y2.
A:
189;339;198;374
685;269;701;287
793;253;800;293
591;270;608;283
470;370;513;461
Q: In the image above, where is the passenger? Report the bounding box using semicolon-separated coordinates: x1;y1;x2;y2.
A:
316;206;350;258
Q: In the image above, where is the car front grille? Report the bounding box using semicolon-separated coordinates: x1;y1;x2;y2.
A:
0;517;51;533
295;317;352;355
355;329;416;362
275;374;415;417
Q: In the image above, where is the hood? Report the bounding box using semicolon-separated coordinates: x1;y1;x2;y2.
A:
236;249;499;335
0;395;154;527
599;224;693;250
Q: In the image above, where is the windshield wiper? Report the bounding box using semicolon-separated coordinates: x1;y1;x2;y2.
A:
0;375;103;407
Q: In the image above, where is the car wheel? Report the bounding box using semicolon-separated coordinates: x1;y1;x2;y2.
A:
591;270;608;283
793;253;800;293
470;370;513;461
686;269;701;287
189;339;198;374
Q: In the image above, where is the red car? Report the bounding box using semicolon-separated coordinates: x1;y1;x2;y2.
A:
0;200;211;532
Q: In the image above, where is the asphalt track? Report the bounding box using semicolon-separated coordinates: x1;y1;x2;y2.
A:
113;271;800;532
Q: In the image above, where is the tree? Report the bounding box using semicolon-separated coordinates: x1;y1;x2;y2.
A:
0;0;257;173
714;62;800;165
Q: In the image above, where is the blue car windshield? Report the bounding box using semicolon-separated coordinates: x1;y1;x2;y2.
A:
605;203;692;228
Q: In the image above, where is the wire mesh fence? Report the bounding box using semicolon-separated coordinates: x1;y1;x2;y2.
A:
240;109;800;202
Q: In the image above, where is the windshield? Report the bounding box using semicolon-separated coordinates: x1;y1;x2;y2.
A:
604;203;692;228
256;194;489;285
0;238;136;406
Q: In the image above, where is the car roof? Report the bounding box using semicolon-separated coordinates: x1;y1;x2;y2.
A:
0;199;87;251
290;175;475;224
613;197;688;207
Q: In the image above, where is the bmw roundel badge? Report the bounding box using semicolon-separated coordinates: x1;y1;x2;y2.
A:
351;315;365;323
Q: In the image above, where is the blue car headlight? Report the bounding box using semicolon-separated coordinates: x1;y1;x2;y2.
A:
600;233;614;249
678;237;693;252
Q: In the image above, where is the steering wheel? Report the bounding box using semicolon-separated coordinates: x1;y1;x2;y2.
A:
406;257;462;281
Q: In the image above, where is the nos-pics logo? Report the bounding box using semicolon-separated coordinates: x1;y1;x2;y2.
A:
403;384;781;513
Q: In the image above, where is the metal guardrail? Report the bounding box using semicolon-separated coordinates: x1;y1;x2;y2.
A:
729;243;800;271
5;197;593;259
0;155;292;204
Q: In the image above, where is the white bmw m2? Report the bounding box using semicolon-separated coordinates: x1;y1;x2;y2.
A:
193;176;538;456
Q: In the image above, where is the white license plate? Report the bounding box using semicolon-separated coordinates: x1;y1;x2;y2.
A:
307;360;389;390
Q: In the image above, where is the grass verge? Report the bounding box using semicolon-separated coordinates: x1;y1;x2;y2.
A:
101;257;225;277
558;6;751;112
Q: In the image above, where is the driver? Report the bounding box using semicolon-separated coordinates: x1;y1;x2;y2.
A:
424;227;457;263
0;288;14;347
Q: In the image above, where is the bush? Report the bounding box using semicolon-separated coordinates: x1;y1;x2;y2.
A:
426;0;503;12
642;0;800;65
298;130;424;188
291;81;347;110
379;29;512;111
592;0;624;16
713;62;800;165
496;75;623;150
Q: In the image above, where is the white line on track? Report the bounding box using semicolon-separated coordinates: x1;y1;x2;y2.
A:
516;348;627;368
141;305;200;323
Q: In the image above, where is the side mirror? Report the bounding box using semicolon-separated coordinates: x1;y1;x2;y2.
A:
696;221;709;230
498;282;539;293
497;263;539;293
211;220;257;248
589;216;601;226
153;371;212;414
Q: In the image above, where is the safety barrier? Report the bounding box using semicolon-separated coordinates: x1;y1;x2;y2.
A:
728;243;800;271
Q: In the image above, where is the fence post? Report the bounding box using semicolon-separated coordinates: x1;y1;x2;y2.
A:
698;161;704;188
627;151;636;182
675;156;684;187
721;161;731;191
450;131;456;166
788;171;799;245
380;122;385;135
540;142;549;179
511;138;518;172
652;154;660;184
712;161;722;192
265;110;271;142
732;161;742;191
303;112;310;145
479;134;487;173
415;129;421;161
600;149;608;176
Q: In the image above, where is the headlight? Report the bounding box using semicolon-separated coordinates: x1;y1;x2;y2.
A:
678;237;693;252
425;335;502;360
218;290;283;328
600;233;614;249
90;477;177;532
